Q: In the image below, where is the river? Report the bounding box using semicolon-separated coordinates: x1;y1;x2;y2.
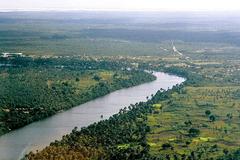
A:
0;72;185;160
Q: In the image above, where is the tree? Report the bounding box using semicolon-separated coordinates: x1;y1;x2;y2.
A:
188;128;200;137
205;110;211;116
93;75;101;81
226;113;233;121
162;143;172;150
209;115;216;122
223;149;229;155
184;120;192;126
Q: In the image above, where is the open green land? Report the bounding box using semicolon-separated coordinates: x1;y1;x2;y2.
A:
147;85;240;159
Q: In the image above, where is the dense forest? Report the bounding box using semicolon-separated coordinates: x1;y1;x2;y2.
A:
25;84;183;160
25;54;240;159
0;56;156;135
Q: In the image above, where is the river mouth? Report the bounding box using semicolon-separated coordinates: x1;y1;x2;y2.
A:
0;72;185;160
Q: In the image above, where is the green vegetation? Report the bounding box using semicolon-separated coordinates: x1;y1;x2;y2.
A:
26;95;154;159
1;12;240;59
0;56;156;135
25;52;240;159
144;53;240;159
147;85;240;159
0;11;240;160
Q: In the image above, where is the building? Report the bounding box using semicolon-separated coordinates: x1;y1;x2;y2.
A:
1;52;23;58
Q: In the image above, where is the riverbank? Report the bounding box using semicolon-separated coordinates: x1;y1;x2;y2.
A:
0;56;158;136
25;59;240;159
0;72;184;160
20;72;184;160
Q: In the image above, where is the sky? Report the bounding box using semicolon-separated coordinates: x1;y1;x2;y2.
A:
0;0;240;11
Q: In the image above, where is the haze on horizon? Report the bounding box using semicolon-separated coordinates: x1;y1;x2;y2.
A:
0;0;240;12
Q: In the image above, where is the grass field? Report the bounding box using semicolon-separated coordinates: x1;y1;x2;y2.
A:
147;85;240;159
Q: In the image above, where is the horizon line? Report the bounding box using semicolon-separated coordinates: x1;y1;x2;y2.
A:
0;8;240;13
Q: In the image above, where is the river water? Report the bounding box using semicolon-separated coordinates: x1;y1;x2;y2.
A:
0;72;185;160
